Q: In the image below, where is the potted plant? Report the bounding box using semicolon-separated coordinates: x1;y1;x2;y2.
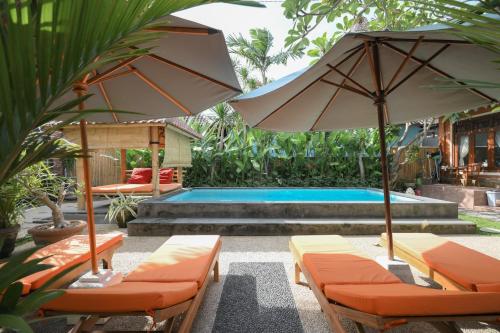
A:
105;193;144;228
0;182;26;258
20;163;86;245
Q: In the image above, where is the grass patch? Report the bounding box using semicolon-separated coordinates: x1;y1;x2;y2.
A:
458;213;500;236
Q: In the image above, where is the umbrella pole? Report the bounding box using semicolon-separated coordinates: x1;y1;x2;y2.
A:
376;101;394;260
372;41;394;260
74;82;99;275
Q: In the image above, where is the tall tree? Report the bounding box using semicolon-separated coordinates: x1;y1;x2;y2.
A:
282;0;436;54
227;28;297;85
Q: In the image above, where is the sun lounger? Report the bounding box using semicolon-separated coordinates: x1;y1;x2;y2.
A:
379;233;500;292
290;235;500;332
91;183;182;196
42;235;221;333
20;233;123;295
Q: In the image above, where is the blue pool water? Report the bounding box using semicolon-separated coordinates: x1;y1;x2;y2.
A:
164;188;416;203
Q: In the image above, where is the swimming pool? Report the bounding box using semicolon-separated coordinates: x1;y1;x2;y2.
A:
137;187;457;220
164;188;416;203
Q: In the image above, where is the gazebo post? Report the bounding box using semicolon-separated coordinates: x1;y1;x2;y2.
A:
73;82;99;275
371;41;394;260
151;126;160;198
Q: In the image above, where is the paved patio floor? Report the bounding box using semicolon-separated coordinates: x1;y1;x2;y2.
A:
30;224;500;333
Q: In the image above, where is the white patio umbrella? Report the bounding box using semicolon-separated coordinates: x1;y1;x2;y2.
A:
65;15;241;274
230;24;499;259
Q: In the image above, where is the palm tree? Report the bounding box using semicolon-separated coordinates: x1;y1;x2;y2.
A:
227;28;296;85
0;0;262;188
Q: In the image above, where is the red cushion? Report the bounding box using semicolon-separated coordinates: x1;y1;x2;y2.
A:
127;168;152;184
159;168;173;184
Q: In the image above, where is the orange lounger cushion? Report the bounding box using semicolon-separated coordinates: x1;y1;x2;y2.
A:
91;183;181;194
42;281;198;313
20;233;123;295
324;283;500;317
384;233;500;292
124;235;221;288
303;253;401;290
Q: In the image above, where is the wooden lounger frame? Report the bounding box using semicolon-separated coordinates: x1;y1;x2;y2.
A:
290;241;500;333
45;244;221;333
379;237;466;291
91;184;182;197
39;239;123;292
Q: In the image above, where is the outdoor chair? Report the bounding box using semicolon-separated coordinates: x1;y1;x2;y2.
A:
20;233;123;295
41;235;221;333
290;235;500;333
380;233;500;292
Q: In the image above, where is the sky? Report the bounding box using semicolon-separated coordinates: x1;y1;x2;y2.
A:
176;2;332;81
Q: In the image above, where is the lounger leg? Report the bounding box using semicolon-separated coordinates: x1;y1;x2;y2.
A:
213;261;219;282
429;322;462;333
162;316;175;333
294;263;301;284
354;322;366;333
329;313;348;333
69;315;99;333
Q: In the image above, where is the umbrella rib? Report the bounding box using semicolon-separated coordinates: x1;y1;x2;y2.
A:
385;36;424;92
129;46;242;93
310;50;367;131
128;65;192;116
382;42;497;102
326;64;372;96
320;79;374;100
97;81;119;123
254;46;364;127
386;44;450;96
353;34;471;45
87;56;143;85
364;41;381;97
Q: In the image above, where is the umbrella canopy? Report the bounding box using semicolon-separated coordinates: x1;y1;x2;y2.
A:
230;26;498;131
61;15;241;122
230;24;499;259
69;15;240;275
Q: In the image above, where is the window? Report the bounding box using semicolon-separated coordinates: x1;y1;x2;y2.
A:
474;132;488;167
496;130;500;168
458;134;469;167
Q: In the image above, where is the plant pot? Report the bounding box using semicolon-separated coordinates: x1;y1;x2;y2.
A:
116;211;134;229
28;220;86;246
415;189;422;196
0;224;20;259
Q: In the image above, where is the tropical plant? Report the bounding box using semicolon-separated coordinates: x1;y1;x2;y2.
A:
184;113;396;188
105;193;145;228
307;32;338;64
0;247;80;333
0;181;27;230
227;28;298;84
0;0;263;188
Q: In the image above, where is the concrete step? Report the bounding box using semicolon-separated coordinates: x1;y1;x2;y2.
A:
128;218;475;236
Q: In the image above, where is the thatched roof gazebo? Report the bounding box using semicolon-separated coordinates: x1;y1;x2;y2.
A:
62;118;200;209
